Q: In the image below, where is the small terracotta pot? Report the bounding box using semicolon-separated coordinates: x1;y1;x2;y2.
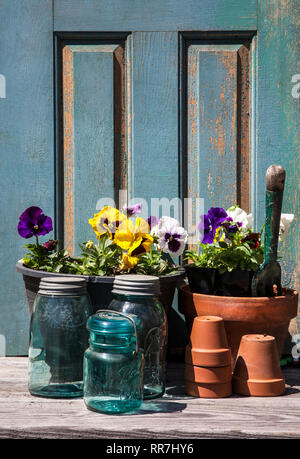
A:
179;285;298;367
232;334;285;396
185;345;231;367
186;315;231;367
190;315;228;350
185;363;232;384
185;380;232;398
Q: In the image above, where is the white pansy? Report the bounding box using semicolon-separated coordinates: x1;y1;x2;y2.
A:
155;216;188;257
226;206;253;229
279;213;295;240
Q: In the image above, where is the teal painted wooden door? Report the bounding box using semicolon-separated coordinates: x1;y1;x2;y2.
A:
1;0;299;355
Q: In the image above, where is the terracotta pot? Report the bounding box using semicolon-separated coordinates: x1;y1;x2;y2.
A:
232;334;285;396
185;380;232;398
185;363;232;384
185;345;231;367
186;315;231;367
190;315;228;349
179;285;298;367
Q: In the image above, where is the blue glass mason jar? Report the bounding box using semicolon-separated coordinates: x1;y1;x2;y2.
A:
83;310;144;414
28;277;93;398
108;275;167;399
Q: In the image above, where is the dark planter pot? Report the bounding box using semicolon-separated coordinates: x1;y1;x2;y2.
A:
184;265;217;295
16;262;186;360
216;269;254;297
184;265;254;297
16;262;185;316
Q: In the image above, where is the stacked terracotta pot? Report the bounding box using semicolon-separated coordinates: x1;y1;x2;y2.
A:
185;316;232;398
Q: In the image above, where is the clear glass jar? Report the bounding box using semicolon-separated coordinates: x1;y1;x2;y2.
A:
83;310;144;414
108;275;167;399
28;277;93;398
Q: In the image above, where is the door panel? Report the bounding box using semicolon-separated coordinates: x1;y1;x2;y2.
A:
60;39;127;253
184;35;251;244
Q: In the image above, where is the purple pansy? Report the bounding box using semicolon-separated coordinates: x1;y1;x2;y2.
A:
198;207;228;244
147;216;160;230
123;202;142;217
222;220;241;234
18;206;53;239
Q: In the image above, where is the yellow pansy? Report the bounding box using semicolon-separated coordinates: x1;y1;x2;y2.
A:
88;206;127;240
113;218;136;250
120;253;139;271
115;217;154;272
128;233;153;257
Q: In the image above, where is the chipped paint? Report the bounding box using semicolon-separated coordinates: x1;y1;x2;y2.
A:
62;45;74;255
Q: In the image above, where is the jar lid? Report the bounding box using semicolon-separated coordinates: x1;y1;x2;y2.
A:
87;310;140;335
112;274;160;297
38;276;87;296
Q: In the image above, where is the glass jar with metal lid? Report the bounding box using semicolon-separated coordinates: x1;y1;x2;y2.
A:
108;275;167;399
83;310;144;414
28;276;93;398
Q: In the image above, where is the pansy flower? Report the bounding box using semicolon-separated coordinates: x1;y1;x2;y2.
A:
17;206;53;239
241;232;260;249
198;207;228;244
42;240;57;251
115;217;154;270
226;206;253;230
154;216;188;257
88;206;127;240
123;202;142;217
147;216;160;232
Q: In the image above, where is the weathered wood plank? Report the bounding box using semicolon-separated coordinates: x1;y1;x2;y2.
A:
1;358;300;439
54;0;257;32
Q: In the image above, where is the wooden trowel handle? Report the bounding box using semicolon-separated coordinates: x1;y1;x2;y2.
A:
264;165;286;263
266;165;286;191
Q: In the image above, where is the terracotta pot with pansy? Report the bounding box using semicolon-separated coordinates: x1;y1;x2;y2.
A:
180;202;297;363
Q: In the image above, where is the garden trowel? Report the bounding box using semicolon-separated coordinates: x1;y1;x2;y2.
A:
251;165;286;297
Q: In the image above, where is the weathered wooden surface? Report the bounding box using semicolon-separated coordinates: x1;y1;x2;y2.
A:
1;358;300;439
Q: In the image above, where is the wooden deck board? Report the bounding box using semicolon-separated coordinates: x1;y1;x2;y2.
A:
0;357;300;439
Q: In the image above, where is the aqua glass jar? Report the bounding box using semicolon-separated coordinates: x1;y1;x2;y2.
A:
83;310;144;414
28;277;93;398
108;275;167;399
